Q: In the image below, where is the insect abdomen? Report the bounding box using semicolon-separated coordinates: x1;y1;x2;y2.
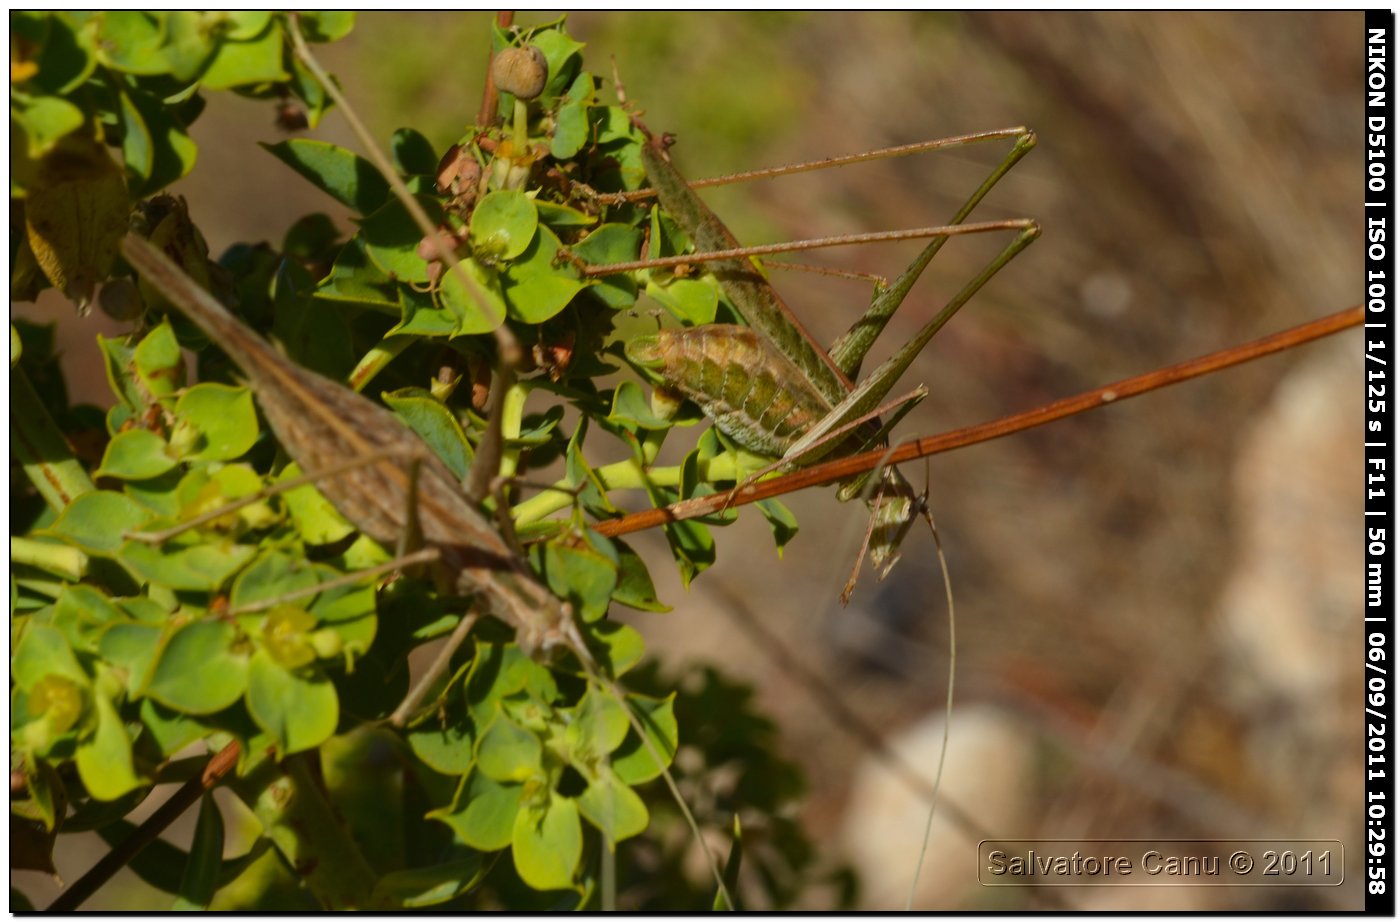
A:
628;325;832;457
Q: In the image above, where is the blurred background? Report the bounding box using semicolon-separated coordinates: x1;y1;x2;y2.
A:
19;11;1363;910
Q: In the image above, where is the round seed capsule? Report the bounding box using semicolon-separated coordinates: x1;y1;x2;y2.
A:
491;45;548;101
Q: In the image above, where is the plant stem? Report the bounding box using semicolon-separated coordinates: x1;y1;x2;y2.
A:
287;16;522;368
511;452;753;527
11;536;87;581
236;752;379;909
46;741;241;912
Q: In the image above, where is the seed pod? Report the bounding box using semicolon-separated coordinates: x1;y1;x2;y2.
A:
435;143;483;212
491;45;548;101
274;100;309;132
97;276;144;322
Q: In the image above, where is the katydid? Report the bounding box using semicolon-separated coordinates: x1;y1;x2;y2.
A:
120;235;576;660
619;125;1039;598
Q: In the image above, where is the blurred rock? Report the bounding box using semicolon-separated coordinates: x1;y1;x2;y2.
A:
840;705;1035;909
1214;338;1362;885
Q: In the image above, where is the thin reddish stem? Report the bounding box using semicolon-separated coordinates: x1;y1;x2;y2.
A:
593;306;1362;538
476;11;514;127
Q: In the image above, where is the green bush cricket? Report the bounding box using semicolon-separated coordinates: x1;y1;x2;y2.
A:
608;123;1039;599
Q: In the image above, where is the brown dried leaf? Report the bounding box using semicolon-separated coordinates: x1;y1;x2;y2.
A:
24;134;128;312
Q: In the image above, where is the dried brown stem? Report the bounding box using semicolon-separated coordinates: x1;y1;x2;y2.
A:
580;219;1036;276
46;742;242;912
593;305;1362;539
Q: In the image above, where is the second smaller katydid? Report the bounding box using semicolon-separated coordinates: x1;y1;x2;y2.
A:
615;124;1041;598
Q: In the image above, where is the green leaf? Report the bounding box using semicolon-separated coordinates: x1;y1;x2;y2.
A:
93;11;166;74
756;498;799;555
118;85;198;196
534;200;596;230
46;490;151;555
391;288;457;337
581;621;647;678
665;513;715;589
370;856;488;909
172;793;224;909
132;320;185;398
530;27;585;102
75;692;144;801
286;48;329;130
172;383;258;462
12;94;84;159
270;260;355;380
51;584;125;653
406;699;474;776
118;534;258;591
390;127;437;176
570;224;642;309
558;419;611;520
14;12;97;96
282;213;340;263
550;72;594;160
646;277;719;326
21;759;62;833
200;17;288;90
465;642;559;727
513;405;566;447
610;540;669;612
221;11;272;40
476;713;542;783
567;685;629;759
360;196;439;283
98;334;142;412
276;462;355;545
610;693;677;785
118;596;173;623
430;770;520;852
438;257;508;334
95;429;177;480
144;620;249;714
16;675;87;755
139;698;207;757
540;540;617;623
608;379;676;431
154;12;219;85
99;623;164;698
512;795;581;892
245;649;338;756
257;605;318;669
12;623;87;689
262;139;390;214
501;224;584;323
469;190;538;262
382;388;473;481
576;769;648;843
316;237;400;307
296;11;356;43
